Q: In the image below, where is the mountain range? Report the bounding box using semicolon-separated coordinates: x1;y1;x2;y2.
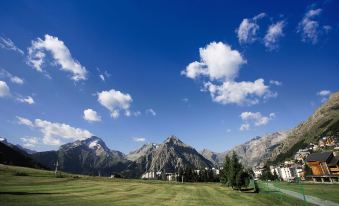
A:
30;135;213;177
1;91;338;177
200;131;288;168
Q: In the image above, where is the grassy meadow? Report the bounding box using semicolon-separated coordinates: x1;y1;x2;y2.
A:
272;181;339;204
0;164;315;206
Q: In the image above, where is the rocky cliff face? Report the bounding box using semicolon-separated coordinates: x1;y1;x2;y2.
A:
146;136;213;173
268;92;339;163
31;135;213;178
32;136;128;176
201;132;288;168
124;136;213;177
127;143;157;161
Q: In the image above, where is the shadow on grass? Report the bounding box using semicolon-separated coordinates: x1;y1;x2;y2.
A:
0;192;63;195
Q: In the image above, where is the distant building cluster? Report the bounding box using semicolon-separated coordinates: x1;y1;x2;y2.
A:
141;167;220;182
255;136;339;183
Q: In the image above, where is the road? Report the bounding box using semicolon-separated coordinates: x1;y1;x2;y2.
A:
268;183;339;206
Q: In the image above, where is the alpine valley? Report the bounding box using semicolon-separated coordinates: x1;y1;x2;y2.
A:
1;92;339;178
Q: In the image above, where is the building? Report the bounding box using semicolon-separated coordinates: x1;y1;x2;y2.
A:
319;136;338;148
306;152;339;183
253;166;265;179
141;171;156;179
270;164;303;182
294;149;310;162
165;173;178;181
278;166;296;181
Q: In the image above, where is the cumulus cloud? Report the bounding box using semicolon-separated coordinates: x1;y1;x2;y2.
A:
146;108;157;116
16;116;92;145
17;96;35;104
20;137;38;148
317;90;331;103
297;8;328;44
181;42;246;81
27;34;87;81
17;116;34;127
97;89;133;119
240;112;275;130
83;108;102;122
133;137;146;142
182;42;275;105
317;90;331;96
0;36;24;55
236;13;266;44
0;81;10;97
0;69;24;85
204;79;275;105
264;21;285;50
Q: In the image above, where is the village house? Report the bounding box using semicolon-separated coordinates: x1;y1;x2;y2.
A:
294;148;310;162
270;163;304;182
253;166;265;179
319;136;338;148
306;151;339;183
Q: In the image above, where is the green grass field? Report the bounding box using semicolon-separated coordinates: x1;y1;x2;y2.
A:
273;181;339;204
0;164;315;206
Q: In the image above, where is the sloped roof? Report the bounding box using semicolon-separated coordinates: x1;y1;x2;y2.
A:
306;152;333;162
328;156;339;166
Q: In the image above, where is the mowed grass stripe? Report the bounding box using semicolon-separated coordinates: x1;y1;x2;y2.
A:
0;165;317;206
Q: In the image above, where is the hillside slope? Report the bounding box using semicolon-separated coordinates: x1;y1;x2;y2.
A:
201;132;288;168
0;141;42;168
269;91;339;163
32;136;128;176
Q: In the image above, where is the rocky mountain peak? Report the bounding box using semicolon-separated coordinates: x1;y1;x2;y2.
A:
59;136;111;155
164;135;186;146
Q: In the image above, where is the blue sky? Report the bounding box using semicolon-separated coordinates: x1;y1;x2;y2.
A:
0;0;338;153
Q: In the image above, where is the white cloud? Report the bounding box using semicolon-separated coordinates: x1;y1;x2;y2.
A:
97;89;133;118
0;69;24;85
17;116;34;127
240;112;275;131
269;80;282;86
297;8;324;44
0;36;24;55
133;137;146;142
146;108;157;116
317;90;331;103
181;42;246;81
16;116;92;145
317;90;331;96
111;110;120;119
99;74;105;81
97;68;110;82
20;137;38;148
183;42;275;105
236;13;266;44
17;96;35;104
240;123;250;131
0;81;10;97
182;98;189;103
10;76;24;84
27;34;88;81
83;108;102;122
125;110;141;117
264;21;285;50
204;79;274;105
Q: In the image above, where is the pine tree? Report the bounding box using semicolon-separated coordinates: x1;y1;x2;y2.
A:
222;155;231;186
